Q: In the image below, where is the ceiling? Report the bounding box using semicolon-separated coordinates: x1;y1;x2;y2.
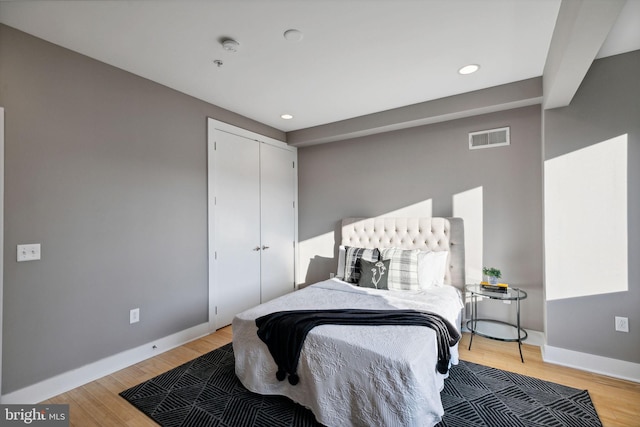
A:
1;0;639;139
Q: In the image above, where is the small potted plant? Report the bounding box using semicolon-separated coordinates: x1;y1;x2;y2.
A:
483;267;502;285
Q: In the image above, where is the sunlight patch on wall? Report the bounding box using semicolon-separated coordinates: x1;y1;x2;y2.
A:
453;187;483;283
382;200;433;217
298;231;335;284
544;134;628;300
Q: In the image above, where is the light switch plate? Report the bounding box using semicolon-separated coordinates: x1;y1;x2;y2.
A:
17;244;41;262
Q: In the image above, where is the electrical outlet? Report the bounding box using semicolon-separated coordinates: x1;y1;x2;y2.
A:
615;316;629;333
130;308;140;324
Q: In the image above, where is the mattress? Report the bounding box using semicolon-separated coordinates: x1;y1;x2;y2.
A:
232;278;464;427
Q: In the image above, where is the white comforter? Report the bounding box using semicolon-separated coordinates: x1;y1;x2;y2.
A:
232;278;464;427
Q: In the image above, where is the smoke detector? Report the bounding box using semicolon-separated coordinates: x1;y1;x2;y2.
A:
221;38;240;52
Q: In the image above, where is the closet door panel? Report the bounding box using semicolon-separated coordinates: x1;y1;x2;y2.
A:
260;143;295;302
214;131;261;327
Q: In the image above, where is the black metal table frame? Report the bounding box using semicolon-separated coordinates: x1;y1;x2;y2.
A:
466;285;528;362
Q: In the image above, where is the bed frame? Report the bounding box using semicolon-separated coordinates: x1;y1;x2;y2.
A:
341;217;465;290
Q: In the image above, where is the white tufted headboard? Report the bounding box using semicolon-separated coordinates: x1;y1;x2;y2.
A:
341;217;465;289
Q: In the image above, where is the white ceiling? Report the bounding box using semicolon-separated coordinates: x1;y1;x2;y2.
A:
0;0;638;135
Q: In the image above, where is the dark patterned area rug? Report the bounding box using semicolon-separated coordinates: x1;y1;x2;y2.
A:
120;343;602;427
438;360;602;427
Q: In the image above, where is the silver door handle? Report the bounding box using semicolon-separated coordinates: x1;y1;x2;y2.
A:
253;246;261;251
262;245;270;250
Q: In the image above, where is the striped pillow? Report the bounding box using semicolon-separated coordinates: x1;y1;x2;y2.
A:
381;248;421;290
343;246;380;283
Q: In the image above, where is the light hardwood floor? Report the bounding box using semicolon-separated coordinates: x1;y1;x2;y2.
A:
42;327;640;426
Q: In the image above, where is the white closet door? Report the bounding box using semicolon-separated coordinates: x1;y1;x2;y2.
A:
260;143;296;302
214;130;261;327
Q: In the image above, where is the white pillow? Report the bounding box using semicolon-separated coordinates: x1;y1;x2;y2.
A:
336;245;346;279
418;250;449;288
381;248;421;291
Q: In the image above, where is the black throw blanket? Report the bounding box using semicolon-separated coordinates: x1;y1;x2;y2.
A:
255;309;461;385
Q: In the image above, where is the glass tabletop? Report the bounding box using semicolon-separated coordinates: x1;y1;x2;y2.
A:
466;284;527;300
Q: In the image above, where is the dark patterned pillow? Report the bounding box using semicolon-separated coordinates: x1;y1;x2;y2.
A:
358;259;390;290
343;246;380;283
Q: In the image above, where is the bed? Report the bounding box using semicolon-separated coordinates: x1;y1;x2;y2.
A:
232;217;465;427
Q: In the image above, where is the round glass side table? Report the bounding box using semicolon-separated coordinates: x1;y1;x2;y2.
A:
466;284;528;362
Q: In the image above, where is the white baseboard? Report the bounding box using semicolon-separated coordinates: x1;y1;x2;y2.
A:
543;345;640;383
1;322;211;404
522;329;545;347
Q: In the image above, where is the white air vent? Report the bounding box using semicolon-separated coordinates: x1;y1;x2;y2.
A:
469;127;510;150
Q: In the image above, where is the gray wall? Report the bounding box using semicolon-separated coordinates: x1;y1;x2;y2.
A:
544;50;640;363
298;105;544;331
0;24;284;394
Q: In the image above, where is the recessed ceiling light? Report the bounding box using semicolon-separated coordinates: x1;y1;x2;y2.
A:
281;114;294;120
458;64;480;75
283;29;303;42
